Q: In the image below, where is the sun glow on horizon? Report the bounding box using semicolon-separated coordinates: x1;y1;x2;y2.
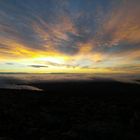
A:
0;0;140;74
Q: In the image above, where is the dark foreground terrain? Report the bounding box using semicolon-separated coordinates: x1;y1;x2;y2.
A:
0;80;140;140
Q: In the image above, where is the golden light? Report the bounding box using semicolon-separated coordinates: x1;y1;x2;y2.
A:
36;56;66;64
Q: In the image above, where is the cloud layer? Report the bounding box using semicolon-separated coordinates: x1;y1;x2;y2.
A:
0;0;140;73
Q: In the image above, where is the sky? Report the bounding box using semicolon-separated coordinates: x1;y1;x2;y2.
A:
0;0;140;73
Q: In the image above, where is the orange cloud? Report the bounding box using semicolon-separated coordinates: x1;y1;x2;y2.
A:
101;0;140;46
32;15;78;52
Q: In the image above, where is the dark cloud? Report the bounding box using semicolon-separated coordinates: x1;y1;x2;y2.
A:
28;65;48;68
5;62;14;65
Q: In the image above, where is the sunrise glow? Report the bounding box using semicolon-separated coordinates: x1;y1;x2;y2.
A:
0;0;140;74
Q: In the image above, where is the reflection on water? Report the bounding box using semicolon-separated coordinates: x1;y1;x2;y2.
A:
0;73;139;90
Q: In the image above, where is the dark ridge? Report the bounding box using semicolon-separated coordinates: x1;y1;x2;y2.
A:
0;81;140;140
32;80;140;95
135;79;140;82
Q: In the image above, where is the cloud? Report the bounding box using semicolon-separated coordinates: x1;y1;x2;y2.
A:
45;61;78;68
5;62;14;65
0;76;42;91
28;65;48;68
96;0;140;50
0;0;140;73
